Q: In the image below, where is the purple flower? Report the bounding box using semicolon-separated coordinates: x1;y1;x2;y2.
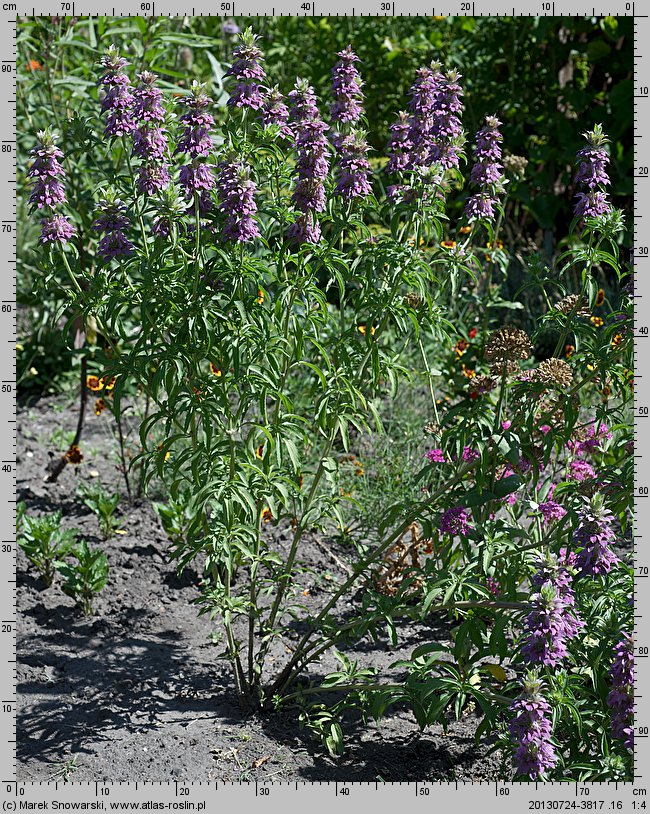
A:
438;507;471;536
287;212;321;245
573;125;612;219
425;448;445;463
260;86;292;138
27;128;66;209
406;64;443;168
137;163;170;196
429;69;464;170
97;230;135;260
465;115;504;222
133;71;165;123
98;45;134;137
334;130;372;201
386;111;413;173
222;20;240;36
288;79;331;242
330;45;364;125
40;214;75;244
461;446;479;462
568;459;596;482
508;676;558;779
538;501;567;523
151;184;187;240
215;157;260;243
569;422;612;456
175;81;214;158
573;497;619;577
179;162;216;195
225;27;266;111
486;576;501;597
607;634;634;750
132;126;168;160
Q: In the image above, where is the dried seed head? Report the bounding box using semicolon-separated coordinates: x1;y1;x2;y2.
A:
554;294;590;317
485;326;533;364
490;360;521;377
502;153;528;179
403;292;423;309
423;421;441;436
536;358;574;389
468;374;497;395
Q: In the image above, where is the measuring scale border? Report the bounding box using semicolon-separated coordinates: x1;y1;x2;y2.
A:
1;6;645;810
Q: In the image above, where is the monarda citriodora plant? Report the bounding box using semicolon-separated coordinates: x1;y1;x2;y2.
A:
28;28;633;780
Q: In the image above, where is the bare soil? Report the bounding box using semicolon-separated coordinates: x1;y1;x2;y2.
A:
16;392;503;783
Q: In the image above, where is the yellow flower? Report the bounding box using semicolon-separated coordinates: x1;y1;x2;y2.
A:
461;365;476;379
590;316;604;327
255;444;264;459
94;398;106;417
86;375;102;392
441;240;457;249
66;445;83;465
358;324;376;336
262;507;273;523
257;289;265;305
210;362;222;377
458;225;472;235
611;333;623;349
564;344;575;359
595;289;605;307
486;240;504;249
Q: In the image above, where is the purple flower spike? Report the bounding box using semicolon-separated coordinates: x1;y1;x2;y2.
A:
133;71;165;123
98;45;134;137
40;214;75;244
573;496;619;577
387;111;413;173
260;86;292;139
215;157;260;243
538;501;567;523
179;162;216;197
573;125;612;219
175;81;214;159
97;230;135;260
288;212;321;245
137;163;170;196
608;634;634;750
465;115;504;222
93;194;133;261
334;130;372;201
27;128;67;209
330;45;364;126
225;27;266;111
508;675;558;779
438;507;472;536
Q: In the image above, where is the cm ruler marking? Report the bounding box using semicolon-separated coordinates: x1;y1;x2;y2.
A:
2;3;646;810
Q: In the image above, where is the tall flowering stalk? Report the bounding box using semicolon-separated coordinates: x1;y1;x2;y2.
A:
27;128;75;245
330;45;364;127
225;27;266;112
521;551;583;667
430;69;464;171
92;192;134;261
508;675;558;778
215;156;260;243
574;124;612;219
406;64;443;169
386;111;413;173
465;115;505;221
132;71;170;196
334;130;372;202
260;86;292;139
573;495;619;577
287;79;330;244
607;634;634;750
175;81;215;213
98;45;134;138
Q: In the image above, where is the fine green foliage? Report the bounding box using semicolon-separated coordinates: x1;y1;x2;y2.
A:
77;481;121;539
18;511;77;587
55;540;110;616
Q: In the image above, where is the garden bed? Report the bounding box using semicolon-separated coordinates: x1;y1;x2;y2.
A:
17;393;503;783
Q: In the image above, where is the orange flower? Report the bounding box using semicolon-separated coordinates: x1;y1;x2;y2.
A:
301;588;311;596
595;289;605;307
210;362;222;377
611;333;623;349
441;240;457;249
262;507;273;523
193;387;202;402
257;289;265;305
354;464;364;476
86;375;102;392
461;365;476;379
458;225;472;234
486;240;504;250
455;338;469;357
66;445;83;465
564;344;575;359
590;316;604;327
28;59;44;71
94;398;106;416
468;328;478;339
358;324;376;336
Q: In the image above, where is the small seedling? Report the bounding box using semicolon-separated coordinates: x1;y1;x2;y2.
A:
77;481;121;539
56;540;109;616
18;511;77;587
